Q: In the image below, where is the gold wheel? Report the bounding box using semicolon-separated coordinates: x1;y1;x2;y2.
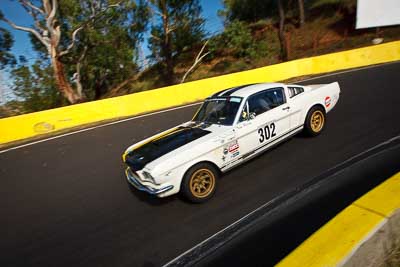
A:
189;168;216;199
310;110;325;133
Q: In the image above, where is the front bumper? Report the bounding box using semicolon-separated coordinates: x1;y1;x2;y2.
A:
125;168;173;196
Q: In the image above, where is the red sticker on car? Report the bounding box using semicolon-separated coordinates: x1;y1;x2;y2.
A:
325;96;331;108
228;142;239;153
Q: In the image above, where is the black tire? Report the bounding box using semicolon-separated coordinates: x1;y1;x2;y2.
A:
304;106;326;137
181;162;219;203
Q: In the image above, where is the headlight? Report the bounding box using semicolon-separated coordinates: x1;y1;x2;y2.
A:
142;171;156;184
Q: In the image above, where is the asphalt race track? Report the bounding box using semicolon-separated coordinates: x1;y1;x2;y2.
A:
1;62;400;267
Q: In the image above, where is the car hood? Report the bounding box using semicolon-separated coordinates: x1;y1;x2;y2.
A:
125;121;223;171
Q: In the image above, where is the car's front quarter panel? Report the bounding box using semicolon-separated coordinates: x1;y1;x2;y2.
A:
148;155;222;198
143;130;233;196
145;125;232;177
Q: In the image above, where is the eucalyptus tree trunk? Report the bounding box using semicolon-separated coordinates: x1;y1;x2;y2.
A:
277;0;288;61
50;44;83;103
298;0;305;27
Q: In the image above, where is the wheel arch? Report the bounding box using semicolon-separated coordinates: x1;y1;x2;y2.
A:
183;160;222;177
303;103;326;123
179;160;221;202
309;103;326;113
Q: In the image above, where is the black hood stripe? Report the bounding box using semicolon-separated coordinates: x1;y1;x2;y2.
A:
125;125;211;171
211;84;259;98
211;87;235;97
220;84;258;96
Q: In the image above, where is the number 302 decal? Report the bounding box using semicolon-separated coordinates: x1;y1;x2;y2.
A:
258;123;276;143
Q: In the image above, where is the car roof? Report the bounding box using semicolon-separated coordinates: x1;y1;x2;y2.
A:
211;83;286;98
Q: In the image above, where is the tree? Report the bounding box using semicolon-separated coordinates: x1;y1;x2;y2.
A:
59;0;149;99
220;0;290;60
148;0;205;85
277;0;288;61
298;0;305;27
0;0;147;103
209;20;257;58
11;59;64;113
180;40;209;83
0;26;16;69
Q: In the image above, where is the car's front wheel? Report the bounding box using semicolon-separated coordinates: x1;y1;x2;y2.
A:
304;106;326;136
181;163;218;203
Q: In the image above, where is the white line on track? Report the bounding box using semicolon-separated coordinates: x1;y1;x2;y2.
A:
1;61;398;154
0;102;201;154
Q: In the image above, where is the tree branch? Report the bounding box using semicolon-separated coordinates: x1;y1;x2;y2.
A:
195;40;209;62
58;26;84;57
74;46;88;98
149;33;161;41
43;0;51;14
166;24;176;34
46;0;58;36
58;2;121;57
20;0;45;15
152;8;165;19
20;2;46;33
1;16;49;49
146;0;166;19
181;40;209;83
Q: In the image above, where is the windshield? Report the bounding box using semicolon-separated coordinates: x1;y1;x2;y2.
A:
192;97;242;125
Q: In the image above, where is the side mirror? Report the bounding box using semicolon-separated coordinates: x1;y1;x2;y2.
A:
249;112;256;120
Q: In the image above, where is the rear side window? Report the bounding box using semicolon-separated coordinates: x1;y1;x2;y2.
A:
288;86;304;98
247;88;286;117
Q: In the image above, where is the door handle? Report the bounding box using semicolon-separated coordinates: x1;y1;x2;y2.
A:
282;106;290;111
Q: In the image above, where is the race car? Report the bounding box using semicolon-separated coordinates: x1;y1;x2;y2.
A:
122;82;340;203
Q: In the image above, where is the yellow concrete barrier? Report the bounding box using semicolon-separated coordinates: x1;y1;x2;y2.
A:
277;172;400;267
1;41;400;145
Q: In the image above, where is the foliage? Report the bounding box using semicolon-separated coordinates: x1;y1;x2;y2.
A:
148;0;205;84
11;60;64;113
220;0;277;23
1;0;149;108
55;0;149;99
209;20;259;59
0;26;15;69
57;0;149;99
221;0;356;23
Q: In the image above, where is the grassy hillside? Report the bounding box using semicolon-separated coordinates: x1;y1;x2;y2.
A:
104;9;400;98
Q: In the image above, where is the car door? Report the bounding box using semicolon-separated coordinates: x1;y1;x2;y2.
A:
235;87;291;157
233;101;259;159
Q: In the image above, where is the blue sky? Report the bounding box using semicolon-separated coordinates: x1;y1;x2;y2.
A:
0;0;224;101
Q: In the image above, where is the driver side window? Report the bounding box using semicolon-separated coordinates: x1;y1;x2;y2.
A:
248;88;285;117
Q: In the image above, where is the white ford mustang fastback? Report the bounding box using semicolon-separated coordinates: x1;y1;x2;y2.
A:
122;82;340;202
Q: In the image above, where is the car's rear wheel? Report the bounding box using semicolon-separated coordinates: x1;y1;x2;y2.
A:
181;163;218;203
304;106;326;136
